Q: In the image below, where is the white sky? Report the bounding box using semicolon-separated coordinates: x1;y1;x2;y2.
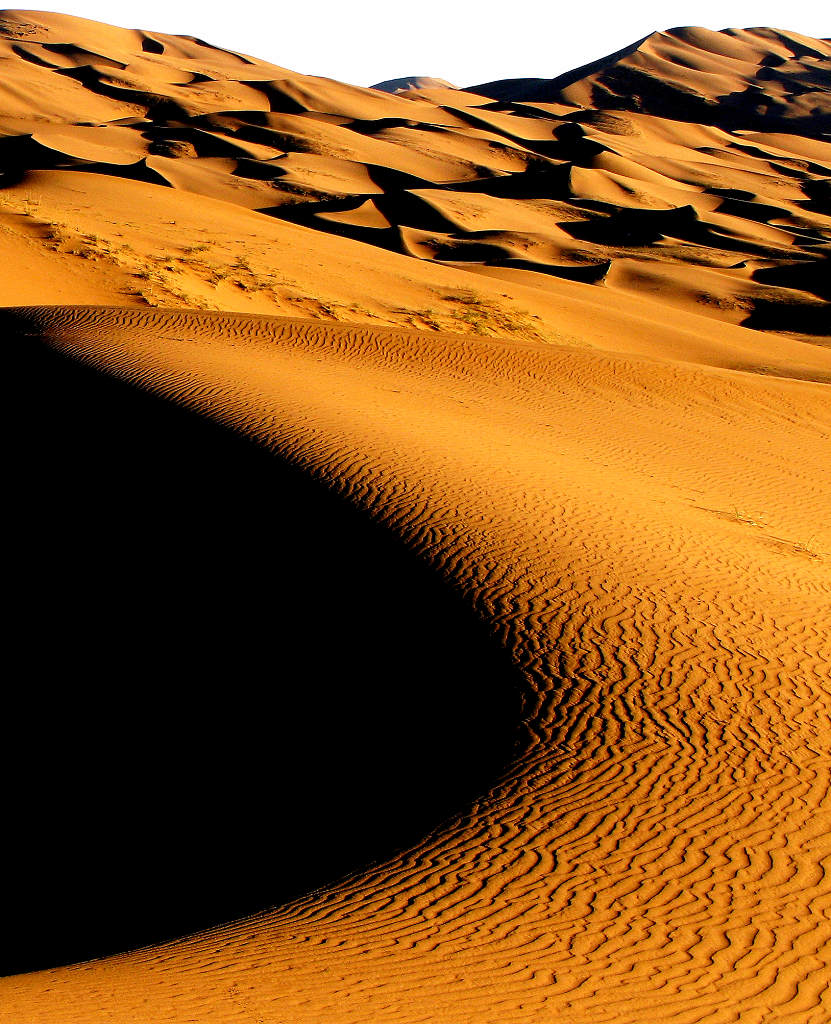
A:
23;1;830;87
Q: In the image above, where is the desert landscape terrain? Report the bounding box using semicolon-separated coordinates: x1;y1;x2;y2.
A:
0;9;829;1023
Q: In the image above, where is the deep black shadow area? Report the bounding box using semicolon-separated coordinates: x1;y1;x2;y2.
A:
1;328;522;976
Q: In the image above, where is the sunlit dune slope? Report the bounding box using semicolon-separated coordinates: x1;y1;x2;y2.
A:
0;9;830;1024
0;304;829;1022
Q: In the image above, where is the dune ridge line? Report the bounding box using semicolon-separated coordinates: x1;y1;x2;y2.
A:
0;303;829;1022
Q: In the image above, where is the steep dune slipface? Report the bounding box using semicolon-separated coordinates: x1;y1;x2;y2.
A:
0;305;829;1023
2;317;520;976
0;12;829;1024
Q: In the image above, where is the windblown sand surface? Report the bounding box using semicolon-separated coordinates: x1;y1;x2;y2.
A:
0;11;830;1023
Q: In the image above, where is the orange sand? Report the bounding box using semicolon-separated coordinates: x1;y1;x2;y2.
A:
0;11;829;1023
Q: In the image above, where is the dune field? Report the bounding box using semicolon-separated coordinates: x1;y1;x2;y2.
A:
0;10;830;1023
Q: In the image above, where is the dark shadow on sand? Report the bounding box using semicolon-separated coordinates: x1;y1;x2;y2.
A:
1;324;523;976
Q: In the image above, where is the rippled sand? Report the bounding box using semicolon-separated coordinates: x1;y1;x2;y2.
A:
0;12;830;1023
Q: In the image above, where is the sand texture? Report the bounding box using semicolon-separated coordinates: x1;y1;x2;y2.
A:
0;11;830;1024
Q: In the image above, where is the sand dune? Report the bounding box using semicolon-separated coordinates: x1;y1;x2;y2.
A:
0;11;830;1024
371;75;457;94
0;12;829;344
1;304;829;1022
473;27;831;131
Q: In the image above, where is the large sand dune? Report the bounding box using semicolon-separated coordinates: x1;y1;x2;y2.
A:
0;11;830;349
0;11;829;1023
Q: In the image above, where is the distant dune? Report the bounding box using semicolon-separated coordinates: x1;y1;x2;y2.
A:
471;27;831;132
0;11;829;1024
371;75;456;93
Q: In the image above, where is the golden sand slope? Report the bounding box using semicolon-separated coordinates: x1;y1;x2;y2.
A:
0;304;829;1022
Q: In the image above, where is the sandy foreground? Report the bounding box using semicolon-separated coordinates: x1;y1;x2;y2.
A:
0;11;830;1023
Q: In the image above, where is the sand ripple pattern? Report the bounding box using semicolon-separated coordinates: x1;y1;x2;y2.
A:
1;305;830;1024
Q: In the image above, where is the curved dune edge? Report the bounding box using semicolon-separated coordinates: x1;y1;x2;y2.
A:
1;305;830;1023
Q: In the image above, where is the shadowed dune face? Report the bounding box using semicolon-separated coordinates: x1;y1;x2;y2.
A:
0;304;828;1024
2;325;520;976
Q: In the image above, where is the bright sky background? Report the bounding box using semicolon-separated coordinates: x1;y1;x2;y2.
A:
25;1;830;87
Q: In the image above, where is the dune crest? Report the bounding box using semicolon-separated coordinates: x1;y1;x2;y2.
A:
1;304;829;1022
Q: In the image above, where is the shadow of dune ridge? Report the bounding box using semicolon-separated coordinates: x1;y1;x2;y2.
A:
1;318;522;977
